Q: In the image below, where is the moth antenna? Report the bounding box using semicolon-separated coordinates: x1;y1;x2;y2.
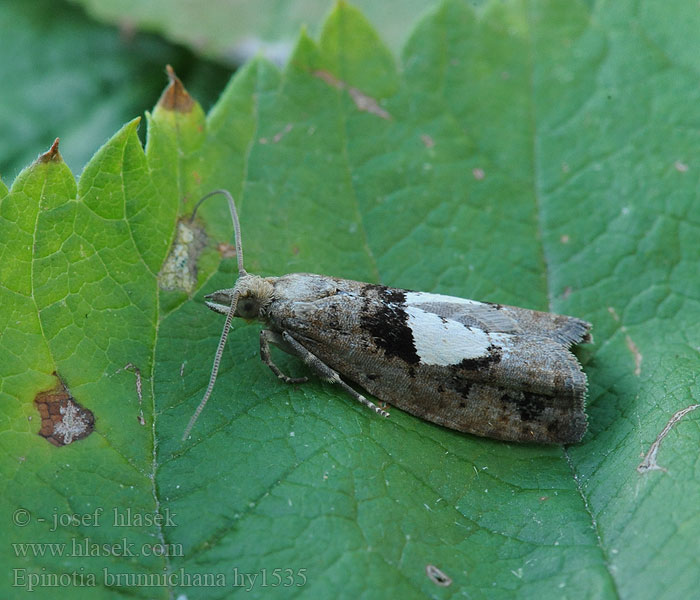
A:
182;289;240;441
190;189;247;276
183;188;247;440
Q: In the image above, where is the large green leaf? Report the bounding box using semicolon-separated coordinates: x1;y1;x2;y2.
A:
70;0;447;64
0;0;232;182
3;1;700;598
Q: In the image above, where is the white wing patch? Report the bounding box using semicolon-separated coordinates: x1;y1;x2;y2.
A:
404;290;521;334
406;306;508;366
405;291;483;307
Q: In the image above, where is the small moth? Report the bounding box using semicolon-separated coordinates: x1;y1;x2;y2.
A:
183;190;591;444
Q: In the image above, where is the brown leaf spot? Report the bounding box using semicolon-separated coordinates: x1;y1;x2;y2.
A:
273;123;293;143
159;219;207;293
216;242;237;258
347;87;391;120
313;69;343;89
625;334;642;377
157;65;195;113
37;138;62;164
313;70;391;120
35;377;94;446
420;134;435;148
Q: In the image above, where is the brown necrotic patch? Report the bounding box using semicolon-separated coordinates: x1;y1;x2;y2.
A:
158;218;207;293
35;378;94;446
37;138;62;163
157;65;195;113
216;242;237;258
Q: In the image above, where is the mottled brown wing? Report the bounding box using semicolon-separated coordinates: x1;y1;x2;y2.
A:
268;275;591;444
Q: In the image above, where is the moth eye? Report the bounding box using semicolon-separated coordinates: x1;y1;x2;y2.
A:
237;297;260;319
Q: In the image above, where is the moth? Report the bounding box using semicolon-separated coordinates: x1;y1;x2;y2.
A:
183;190;591;444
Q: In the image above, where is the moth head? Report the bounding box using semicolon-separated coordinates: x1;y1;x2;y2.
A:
204;275;274;321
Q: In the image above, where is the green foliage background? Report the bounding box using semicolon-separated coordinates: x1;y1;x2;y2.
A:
2;1;700;599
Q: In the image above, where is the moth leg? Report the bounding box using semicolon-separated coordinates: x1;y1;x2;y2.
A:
260;330;309;384
281;331;390;418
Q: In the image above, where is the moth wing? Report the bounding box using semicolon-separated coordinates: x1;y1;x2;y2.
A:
405;291;591;346
267;277;590;444
406;298;522;333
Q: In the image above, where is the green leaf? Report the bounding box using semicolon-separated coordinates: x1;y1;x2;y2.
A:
3;1;700;598
69;0;444;64
0;0;232;183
